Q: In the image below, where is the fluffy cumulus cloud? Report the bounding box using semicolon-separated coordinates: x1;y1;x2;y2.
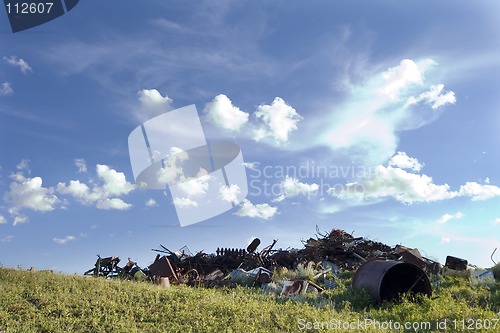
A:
204;94;249;131
0;82;13;96
274;176;319;202
138;89;172;108
177;172;211;197
388;151;423;171
57;164;135;210
0;215;7;224
406;84;456;110
3;55;33;74
219;184;240;204
328;164;457;204
235;199;277;220
4;173;60;214
173;197;198;208
96;164;135;196
494;218;500;225
379;58;425;99
157;147;189;186
136;89;172;120
437;212;464;224
328;152;500;204
458;182;500;201
254;97;302;144
52;235;76;245
313;59;456;164
96;198;132;210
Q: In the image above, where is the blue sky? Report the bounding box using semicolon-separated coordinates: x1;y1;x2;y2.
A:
1;1;499;273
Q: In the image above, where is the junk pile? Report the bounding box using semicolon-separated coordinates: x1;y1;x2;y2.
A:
83;228;498;302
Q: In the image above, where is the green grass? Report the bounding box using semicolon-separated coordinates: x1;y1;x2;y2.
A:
0;267;499;332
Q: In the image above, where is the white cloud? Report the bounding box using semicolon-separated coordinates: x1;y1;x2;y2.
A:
379;59;425;100
437;212;464;224
57;164;135;210
136;89;173;120
74;158;87;173
157;148;189;186
388;151;422;172
4;173;60;214
13;215;29;226
16;159;30;171
204;94;249;131
0;235;14;243
328;164;457;204
145;198;158;207
254;97;302;144
313;59;455;165
0;215;6;224
219;184;240;204
406;84;456;109
177;171;211;197
96;164;135;196
138;89;172;108
242;162;259;170
96;198;132;210
3;56;33;74
493;218;500;225
173;197;198;208
0;82;13;96
52;235;76;245
328;152;500;205
235;199;277;220
274;176;319;202
458;182;500;201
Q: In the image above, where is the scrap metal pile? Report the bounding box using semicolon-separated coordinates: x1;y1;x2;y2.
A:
84;227;442;287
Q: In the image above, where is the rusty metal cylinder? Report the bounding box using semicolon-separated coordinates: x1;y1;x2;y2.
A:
352;260;432;302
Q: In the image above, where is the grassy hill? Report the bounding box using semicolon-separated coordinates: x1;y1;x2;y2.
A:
0;267;499;332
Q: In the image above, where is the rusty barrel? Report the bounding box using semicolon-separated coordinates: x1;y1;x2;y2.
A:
352;260;431;302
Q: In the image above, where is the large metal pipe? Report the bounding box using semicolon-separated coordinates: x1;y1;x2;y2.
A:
352;260;432;302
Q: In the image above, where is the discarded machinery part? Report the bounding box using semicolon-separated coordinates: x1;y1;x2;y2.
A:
205;269;225;281
396;247;442;275
491;248;497;266
84;255;122;278
247;266;273;283
313;267;332;280
352;260;432;303
247;238;261;253
281;280;310;296
306;280;324;293
441;267;471;279
151;244;174;255
445;256;468;271
352;252;367;262
148;255;179;283
230;268;255;286
260;239;278;258
471;269;495;281
182;268;200;285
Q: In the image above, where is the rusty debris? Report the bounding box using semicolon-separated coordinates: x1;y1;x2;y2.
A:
353;260;432;302
82;227;496;302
